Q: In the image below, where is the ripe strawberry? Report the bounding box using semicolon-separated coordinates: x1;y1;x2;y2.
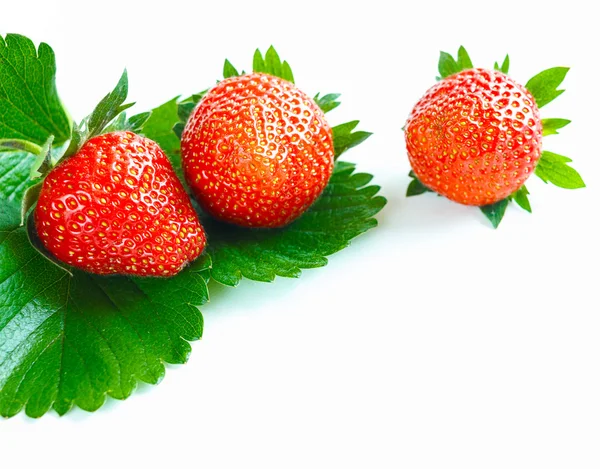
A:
405;68;543;206
35;131;206;276
181;72;335;228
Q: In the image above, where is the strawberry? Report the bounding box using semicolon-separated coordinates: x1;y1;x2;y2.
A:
34;131;206;276
405;68;543;206
181;72;335;228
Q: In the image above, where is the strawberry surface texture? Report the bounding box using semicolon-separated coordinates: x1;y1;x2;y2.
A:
405;68;543;206
35;131;206;276
181;72;335;228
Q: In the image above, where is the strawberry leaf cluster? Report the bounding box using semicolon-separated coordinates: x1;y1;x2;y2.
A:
0;35;71;149
0;36;385;417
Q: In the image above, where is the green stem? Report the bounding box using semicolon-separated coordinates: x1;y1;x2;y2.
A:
0;138;43;155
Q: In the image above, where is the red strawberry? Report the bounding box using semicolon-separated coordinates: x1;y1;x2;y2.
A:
181;72;334;228
405;68;543;206
34;131;206;276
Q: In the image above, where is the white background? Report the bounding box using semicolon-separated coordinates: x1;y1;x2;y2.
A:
2;1;599;467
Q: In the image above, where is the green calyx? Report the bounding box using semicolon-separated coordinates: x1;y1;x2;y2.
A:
62;69;146;161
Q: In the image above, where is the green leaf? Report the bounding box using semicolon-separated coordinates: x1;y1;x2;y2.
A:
252;47;294;83
223;59;240;79
128;112;151;133
86;70;134;139
314;93;341;113
500;55;510;73
20;181;43;225
29;135;55;179
511;185;532;213
264;46;283;78
332;121;372;158
102;112;127;133
0;139;43;155
25;210;73;276
456;46;473;70
173;122;185;140
406;179;429;197
253;49;266;73
281;61;294;83
0;151;38;200
62;123;86;160
207;161;385;286
0;34;71;147
0;152;209;418
494;55;510;74
91;110;151;135
177;101;196;124
140;97;183;178
542;118;571;136
535;151;585;189
406;171;433;197
480;199;509;228
171;93;207;141
438;51;460;79
525;67;569;108
181;92;206;105
60;70;135;161
438;46;475;80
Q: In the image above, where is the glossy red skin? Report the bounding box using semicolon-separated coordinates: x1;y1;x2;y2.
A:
35;131;206;277
405;68;543;206
181;73;334;228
